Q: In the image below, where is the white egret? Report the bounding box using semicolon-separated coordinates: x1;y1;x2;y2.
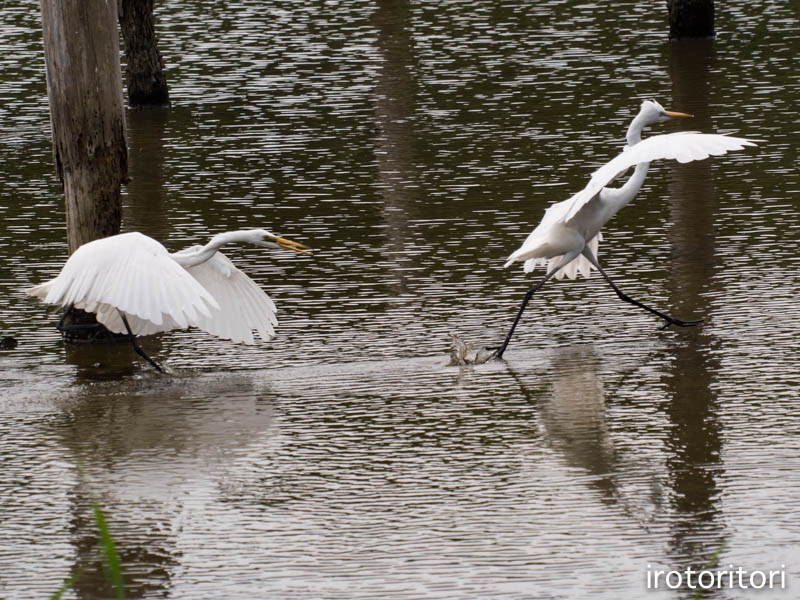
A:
490;99;757;359
26;229;311;371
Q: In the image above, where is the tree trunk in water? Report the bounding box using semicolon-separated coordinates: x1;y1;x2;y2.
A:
119;0;171;107
667;0;715;39
40;0;128;254
40;0;128;337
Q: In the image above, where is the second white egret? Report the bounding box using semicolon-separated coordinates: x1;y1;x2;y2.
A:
490;100;757;359
26;228;311;371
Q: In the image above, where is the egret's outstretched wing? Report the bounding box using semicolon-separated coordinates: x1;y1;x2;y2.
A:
562;132;757;222
179;250;278;345
503;196;574;268
26;232;219;335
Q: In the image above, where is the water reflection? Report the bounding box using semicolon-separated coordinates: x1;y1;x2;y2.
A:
123;109;172;240
58;376;273;597
662;334;725;566
662;37;726;576
537;346;615;493
63;339;146;380
667;37;718;309
373;0;420;296
510;345;666;527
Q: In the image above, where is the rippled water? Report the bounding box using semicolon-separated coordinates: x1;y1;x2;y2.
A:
1;0;799;598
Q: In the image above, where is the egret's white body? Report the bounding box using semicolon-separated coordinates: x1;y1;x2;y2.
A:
505;101;756;279
492;100;757;358
27;229;310;347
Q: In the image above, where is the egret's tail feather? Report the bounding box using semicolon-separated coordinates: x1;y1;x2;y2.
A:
551;252;593;280
522;257;545;273
511;233;602;280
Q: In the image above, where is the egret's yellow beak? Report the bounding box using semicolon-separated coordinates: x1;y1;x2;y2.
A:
276;236;312;255
665;110;693;119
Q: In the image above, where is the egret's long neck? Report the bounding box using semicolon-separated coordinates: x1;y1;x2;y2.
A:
600;162;651;220
594;107;657;225
625;111;650;146
618;161;650;199
169;232;242;268
601;109;652;215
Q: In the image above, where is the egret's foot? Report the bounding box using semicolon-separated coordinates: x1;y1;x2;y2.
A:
473;346;499;365
658;317;704;331
132;342;164;373
481;346;506;361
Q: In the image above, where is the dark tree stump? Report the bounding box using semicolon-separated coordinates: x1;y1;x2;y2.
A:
119;0;171;107
667;0;716;39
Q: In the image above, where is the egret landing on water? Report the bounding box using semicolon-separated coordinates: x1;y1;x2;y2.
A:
488;99;758;360
26;229;311;372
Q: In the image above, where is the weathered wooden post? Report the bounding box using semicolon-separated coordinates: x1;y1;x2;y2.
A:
118;0;171;107
40;0;128;254
40;0;128;337
667;0;716;39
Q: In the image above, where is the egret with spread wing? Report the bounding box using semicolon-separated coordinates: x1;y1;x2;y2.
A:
491;100;757;359
26;229;310;371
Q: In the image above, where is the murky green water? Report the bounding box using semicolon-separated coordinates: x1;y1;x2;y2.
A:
1;0;799;598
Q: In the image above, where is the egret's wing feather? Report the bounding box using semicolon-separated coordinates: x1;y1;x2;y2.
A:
26;280;53;301
503;196;575;268
89;303;189;336
25;232;219;335
562;132;757;222
184;251;278;345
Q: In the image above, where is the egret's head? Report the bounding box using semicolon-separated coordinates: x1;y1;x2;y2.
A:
640;99;692;124
250;229;311;255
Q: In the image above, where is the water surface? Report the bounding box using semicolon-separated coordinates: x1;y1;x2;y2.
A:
1;0;799;598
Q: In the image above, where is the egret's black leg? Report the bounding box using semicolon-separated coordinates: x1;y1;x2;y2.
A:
489;257;574;360
118;311;163;372
581;247;702;329
57;307;69;330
